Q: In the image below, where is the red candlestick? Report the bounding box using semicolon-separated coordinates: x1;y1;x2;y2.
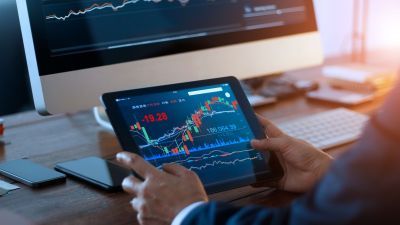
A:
0;119;4;137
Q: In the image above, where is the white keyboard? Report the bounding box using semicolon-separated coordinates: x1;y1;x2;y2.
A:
278;108;369;150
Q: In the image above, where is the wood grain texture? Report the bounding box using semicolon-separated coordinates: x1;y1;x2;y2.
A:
0;65;386;225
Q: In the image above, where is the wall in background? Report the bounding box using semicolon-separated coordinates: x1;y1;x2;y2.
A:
313;0;353;57
368;0;400;50
314;0;400;57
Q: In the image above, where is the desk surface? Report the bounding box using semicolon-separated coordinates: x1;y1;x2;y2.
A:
0;65;387;225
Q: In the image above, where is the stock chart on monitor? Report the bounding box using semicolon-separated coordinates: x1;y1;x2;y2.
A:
40;0;308;56
115;84;265;186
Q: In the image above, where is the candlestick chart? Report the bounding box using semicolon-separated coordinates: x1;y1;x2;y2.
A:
131;96;241;159
117;84;265;185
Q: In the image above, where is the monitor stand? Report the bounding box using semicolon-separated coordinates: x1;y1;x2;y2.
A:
93;106;114;132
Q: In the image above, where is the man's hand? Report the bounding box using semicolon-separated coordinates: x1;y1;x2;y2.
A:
116;152;208;225
251;115;334;193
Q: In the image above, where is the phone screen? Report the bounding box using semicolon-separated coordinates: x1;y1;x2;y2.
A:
55;157;131;190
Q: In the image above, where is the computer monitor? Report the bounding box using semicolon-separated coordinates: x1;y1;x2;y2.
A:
17;0;323;115
0;0;32;116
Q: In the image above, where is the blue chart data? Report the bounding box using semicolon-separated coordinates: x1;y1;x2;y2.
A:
45;0;192;21
39;0;308;57
29;0;311;74
116;84;265;185
41;0;241;56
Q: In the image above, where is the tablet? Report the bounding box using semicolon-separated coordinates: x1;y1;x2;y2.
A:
102;77;283;193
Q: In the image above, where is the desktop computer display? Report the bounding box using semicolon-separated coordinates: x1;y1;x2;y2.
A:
0;0;31;115
17;0;322;115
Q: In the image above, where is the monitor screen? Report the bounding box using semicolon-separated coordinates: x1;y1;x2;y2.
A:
114;83;268;187
25;0;317;75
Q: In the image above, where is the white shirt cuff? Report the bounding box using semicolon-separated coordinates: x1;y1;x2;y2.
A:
171;201;206;225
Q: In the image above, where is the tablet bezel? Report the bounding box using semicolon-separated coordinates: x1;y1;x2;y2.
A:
102;76;283;193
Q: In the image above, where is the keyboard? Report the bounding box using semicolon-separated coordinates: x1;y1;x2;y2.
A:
277;108;369;150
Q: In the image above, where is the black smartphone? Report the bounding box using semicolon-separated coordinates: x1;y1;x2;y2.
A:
0;159;66;188
55;157;131;191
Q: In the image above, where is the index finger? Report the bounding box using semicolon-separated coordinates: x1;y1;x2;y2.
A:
117;152;160;179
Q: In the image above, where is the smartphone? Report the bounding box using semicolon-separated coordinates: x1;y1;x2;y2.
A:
55;157;131;191
0;159;66;187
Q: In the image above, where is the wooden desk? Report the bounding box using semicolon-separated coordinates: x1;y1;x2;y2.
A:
0;66;387;225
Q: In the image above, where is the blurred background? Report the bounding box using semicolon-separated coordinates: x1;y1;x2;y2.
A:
315;0;400;55
1;0;400;116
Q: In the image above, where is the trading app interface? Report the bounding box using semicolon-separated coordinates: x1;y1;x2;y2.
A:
116;84;266;186
39;0;308;56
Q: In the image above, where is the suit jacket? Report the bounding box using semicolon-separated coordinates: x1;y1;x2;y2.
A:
182;82;400;225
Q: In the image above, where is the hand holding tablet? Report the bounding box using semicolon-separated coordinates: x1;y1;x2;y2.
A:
102;77;283;193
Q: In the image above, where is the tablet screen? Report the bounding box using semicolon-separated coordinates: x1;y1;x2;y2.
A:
114;83;267;187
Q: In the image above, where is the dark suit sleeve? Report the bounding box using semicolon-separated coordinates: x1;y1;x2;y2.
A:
182;202;290;225
182;81;400;225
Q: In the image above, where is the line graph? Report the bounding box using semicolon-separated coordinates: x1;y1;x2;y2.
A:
136;109;236;147
117;84;267;186
130;96;241;159
156;149;262;172
46;0;191;21
173;149;255;164
187;153;263;171
130;93;264;174
118;84;267;185
147;137;250;161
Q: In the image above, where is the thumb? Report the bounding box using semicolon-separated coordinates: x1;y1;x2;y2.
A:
251;138;289;154
162;163;189;177
256;114;283;138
